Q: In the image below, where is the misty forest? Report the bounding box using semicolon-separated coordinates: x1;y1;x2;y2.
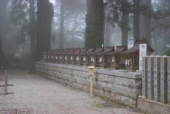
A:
0;0;169;70
0;0;170;113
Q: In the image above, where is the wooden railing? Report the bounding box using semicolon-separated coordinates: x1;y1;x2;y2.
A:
142;56;170;104
41;47;141;70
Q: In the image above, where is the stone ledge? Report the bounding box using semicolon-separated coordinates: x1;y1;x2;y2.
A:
37;62;142;79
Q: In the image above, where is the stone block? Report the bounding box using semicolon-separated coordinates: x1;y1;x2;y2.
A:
111;84;139;99
96;74;114;83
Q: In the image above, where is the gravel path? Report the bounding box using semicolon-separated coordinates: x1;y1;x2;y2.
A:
0;70;144;114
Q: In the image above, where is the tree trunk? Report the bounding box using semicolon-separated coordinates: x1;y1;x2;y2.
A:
139;0;151;45
37;0;54;60
0;36;7;69
133;0;140;41
121;0;129;46
29;0;36;72
0;0;8;69
59;0;65;49
133;0;151;45
85;0;105;48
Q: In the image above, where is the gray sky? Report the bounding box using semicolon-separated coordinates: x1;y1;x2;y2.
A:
49;0;56;4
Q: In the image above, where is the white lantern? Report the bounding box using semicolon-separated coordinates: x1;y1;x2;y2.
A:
99;57;103;63
76;56;80;61
83;56;86;61
112;57;115;63
65;56;68;60
71;56;73;60
91;57;95;62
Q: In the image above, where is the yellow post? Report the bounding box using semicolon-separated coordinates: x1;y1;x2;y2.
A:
88;66;95;96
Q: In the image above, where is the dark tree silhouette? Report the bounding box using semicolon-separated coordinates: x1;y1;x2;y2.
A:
133;0;151;45
0;0;8;69
29;0;36;71
120;0;130;46
133;0;140;41
59;0;65;49
37;0;54;60
85;0;104;48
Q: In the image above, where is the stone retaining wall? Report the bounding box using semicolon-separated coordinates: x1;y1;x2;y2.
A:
36;62;142;107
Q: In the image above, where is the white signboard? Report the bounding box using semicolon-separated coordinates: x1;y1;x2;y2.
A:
128;39;134;49
139;44;147;71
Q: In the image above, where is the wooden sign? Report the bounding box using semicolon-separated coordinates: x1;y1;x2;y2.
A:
139;44;147;71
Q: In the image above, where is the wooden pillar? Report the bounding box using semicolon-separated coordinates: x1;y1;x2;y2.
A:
142;57;148;98
147;57;154;100
151;57;154;100
168;57;170;104
154;57;161;102
160;57;168;103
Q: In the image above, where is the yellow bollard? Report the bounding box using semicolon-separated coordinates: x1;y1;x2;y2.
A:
88;66;95;96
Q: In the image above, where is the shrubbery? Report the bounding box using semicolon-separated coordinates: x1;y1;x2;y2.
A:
163;49;170;56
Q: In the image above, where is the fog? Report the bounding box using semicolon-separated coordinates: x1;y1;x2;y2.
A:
0;0;170;69
50;0;86;49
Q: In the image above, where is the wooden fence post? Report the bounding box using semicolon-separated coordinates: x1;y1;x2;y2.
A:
147;57;152;99
168;57;170;104
142;57;148;98
142;56;169;104
154;57;161;102
160;57;168;104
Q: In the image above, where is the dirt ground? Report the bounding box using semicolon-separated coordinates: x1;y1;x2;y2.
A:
0;70;144;114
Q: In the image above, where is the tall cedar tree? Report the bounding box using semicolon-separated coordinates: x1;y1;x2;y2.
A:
133;0;140;41
104;0;130;47
29;0;36;71
0;0;8;69
85;0;104;48
133;0;151;45
37;0;54;60
121;0;129;46
59;0;65;49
